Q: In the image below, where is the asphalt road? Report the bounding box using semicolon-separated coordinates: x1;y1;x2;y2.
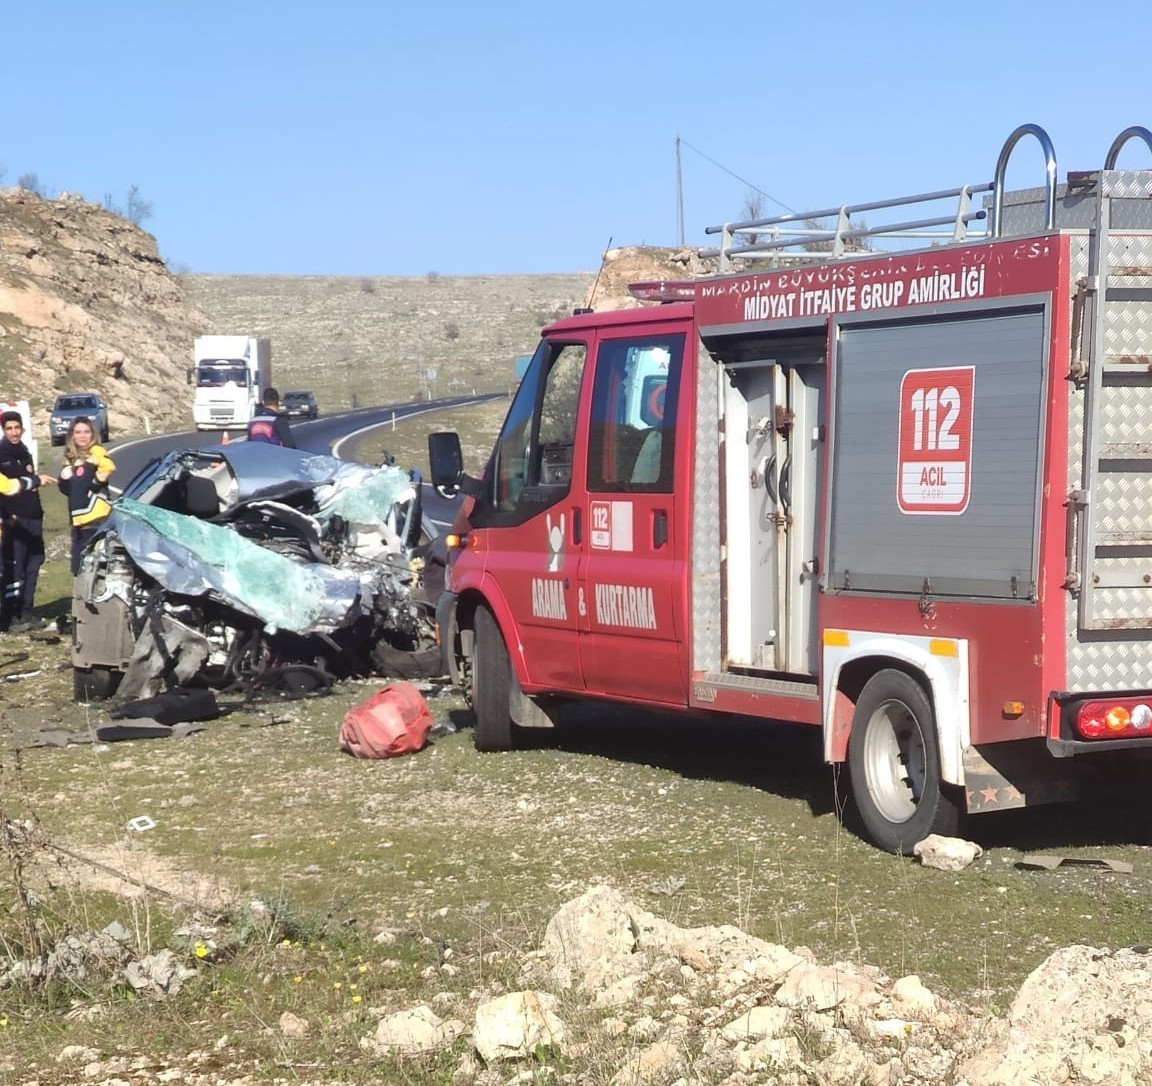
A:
103;394;496;531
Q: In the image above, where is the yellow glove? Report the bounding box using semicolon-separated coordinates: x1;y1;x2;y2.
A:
88;445;115;482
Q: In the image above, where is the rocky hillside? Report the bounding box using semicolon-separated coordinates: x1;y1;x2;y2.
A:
0;187;693;437
181;272;594;415
0;188;209;436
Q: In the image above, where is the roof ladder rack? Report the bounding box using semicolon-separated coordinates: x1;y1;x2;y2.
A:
703;123;1058;273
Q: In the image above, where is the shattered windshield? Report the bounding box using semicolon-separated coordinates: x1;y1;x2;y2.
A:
112;499;359;633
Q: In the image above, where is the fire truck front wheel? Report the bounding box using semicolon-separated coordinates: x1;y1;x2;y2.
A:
472;605;517;752
847;669;962;854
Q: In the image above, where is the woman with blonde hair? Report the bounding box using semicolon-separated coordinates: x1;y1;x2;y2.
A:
57;416;115;575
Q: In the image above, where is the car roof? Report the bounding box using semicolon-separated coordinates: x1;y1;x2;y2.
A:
150;442;342;504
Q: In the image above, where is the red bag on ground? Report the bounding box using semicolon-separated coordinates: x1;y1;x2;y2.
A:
339;683;434;759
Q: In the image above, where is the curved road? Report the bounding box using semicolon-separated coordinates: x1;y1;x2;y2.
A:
105;394;499;530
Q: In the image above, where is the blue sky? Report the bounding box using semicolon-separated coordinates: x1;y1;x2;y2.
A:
6;0;1151;275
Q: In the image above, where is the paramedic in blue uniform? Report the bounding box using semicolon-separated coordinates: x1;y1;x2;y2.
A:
246;388;296;447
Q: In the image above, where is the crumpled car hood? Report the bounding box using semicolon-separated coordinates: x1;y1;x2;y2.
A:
111;499;360;633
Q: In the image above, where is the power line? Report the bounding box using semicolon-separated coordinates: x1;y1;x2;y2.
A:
679;138;796;216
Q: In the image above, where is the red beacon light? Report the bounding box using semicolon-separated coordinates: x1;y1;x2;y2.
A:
627;280;696;304
1075;698;1152;740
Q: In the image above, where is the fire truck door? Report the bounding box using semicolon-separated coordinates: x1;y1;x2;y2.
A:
576;330;688;705
727;354;824;675
472;338;590;692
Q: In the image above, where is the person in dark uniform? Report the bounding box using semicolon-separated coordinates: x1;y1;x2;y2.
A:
0;411;52;631
246;388;296;447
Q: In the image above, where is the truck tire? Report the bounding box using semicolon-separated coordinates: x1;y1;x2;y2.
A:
847;669;962;854
472;605;515;752
73;665;121;702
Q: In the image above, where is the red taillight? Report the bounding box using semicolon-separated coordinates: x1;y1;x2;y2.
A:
627;280;696;303
1075;699;1152;740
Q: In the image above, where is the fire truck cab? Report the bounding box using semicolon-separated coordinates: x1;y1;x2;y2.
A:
430;123;1152;853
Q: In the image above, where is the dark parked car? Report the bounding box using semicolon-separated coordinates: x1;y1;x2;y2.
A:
49;392;110;445
281;390;319;419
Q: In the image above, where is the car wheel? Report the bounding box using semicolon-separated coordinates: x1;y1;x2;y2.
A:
101;427;110;442
472;605;516;752
73;665;121;702
51;436;64;447
847;668;962;854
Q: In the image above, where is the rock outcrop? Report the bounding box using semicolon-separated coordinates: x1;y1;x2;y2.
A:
393;885;1152;1085
582;245;711;312
0;187;208;437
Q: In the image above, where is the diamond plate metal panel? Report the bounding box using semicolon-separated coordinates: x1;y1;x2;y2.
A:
691;341;722;674
1066;217;1152;683
1066;634;1152;690
1102;172;1152;201
1097;384;1152;449
1102;234;1152;364
997;173;1152;234
1093;473;1152;545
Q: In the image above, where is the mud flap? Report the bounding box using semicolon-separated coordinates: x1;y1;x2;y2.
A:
510;675;559;729
962;741;1080;812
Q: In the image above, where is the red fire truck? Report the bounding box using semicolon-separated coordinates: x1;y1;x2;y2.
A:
429;123;1152;852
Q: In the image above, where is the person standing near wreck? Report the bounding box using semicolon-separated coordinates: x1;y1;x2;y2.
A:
0;411;54;632
246;387;296;448
56;416;115;576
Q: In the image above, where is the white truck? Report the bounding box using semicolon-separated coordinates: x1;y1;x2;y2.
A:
190;336;272;431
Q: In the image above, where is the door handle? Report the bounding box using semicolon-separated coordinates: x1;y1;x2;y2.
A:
572;506;582;545
763;453;778;504
779;455;792;511
653;510;668;549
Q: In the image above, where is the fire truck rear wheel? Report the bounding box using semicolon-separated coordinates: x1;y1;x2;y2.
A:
472;605;515;752
847;669;962;854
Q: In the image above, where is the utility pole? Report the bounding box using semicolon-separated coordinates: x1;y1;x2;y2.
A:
676;134;685;247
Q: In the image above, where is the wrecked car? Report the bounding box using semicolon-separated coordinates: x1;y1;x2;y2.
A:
71;442;444;702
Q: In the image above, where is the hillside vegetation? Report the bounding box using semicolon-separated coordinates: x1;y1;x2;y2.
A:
182;273;593;414
0;183;695;438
